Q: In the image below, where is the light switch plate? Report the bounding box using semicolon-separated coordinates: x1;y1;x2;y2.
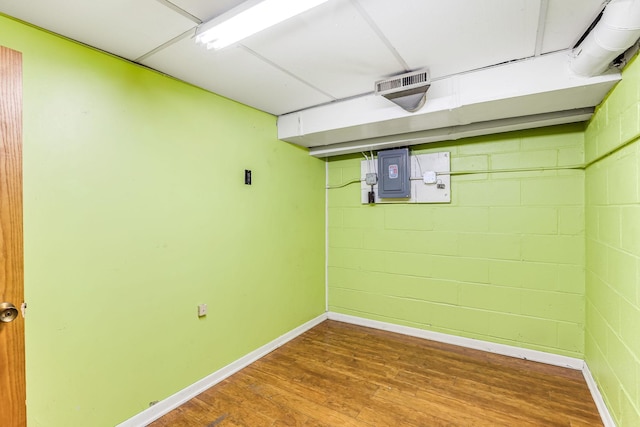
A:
197;304;207;317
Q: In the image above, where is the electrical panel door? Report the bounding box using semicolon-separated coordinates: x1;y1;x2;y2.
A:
377;148;410;198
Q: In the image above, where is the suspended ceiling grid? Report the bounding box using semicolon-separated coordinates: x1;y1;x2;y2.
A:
0;0;606;116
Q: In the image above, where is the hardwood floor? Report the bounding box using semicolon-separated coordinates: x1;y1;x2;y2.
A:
150;320;602;426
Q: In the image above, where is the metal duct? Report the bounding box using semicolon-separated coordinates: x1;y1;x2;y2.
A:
571;0;640;76
278;51;620;154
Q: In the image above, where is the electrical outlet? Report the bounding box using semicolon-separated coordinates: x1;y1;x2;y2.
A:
197;303;207;317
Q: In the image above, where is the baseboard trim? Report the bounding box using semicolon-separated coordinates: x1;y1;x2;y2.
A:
116;313;328;427
582;363;617;427
329;313;619;426
117;311;616;427
327;312;584;370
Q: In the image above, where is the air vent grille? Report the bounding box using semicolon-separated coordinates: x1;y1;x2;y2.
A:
374;69;431;112
375;70;430;95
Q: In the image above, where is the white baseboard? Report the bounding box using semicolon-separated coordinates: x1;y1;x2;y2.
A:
327;312;584;370
116;313;328;427
117;310;615;427
582;363;617;427
328;312;620;425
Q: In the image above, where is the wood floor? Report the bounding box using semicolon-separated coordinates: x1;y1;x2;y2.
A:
150;320;602;426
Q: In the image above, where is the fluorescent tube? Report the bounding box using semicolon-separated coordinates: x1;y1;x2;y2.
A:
196;0;329;50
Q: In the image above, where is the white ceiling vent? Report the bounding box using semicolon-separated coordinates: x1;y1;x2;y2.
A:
375;69;431;112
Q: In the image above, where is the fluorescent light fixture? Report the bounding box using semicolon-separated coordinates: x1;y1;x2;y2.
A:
196;0;329;50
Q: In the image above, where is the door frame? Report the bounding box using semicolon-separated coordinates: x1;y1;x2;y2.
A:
0;44;26;426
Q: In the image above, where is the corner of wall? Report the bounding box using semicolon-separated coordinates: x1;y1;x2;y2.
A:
584;52;640;426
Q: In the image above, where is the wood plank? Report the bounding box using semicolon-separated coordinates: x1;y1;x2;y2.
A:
150;320;603;427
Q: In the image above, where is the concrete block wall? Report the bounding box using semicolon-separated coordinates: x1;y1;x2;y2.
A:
327;124;586;358
585;54;640;427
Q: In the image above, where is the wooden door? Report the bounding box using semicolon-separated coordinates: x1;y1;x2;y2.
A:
0;45;26;426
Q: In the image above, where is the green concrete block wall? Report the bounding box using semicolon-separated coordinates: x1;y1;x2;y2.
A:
585;54;640;427
0;16;325;426
328;124;586;358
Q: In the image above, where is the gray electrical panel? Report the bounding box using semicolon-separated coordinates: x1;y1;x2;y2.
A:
377;148;411;198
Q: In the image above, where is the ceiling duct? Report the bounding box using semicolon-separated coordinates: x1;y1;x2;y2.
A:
279;51;621;157
570;0;640;76
375;69;430;112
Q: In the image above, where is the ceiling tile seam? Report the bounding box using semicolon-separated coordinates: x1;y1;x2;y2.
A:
154;0;203;24
349;0;410;73
239;45;338;102
428;50;564;83
571;2;610;49
534;0;549;56
135;27;197;63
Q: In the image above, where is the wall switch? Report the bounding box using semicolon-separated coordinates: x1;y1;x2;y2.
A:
244;169;252;185
197;303;207;317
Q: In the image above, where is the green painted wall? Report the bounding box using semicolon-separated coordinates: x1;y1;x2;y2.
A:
0;16;325;426
5;6;638;425
585;54;640;426
328;124;586;358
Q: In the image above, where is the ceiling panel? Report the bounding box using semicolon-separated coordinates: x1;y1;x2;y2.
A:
541;0;606;53
0;0;196;60
0;0;617;128
141;31;334;115
168;0;247;22
358;0;541;79
242;0;404;100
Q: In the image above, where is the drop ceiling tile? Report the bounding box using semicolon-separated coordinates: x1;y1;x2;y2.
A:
1;0;611;119
140;31;334;115
358;0;541;79
0;0;197;60
167;0;247;22
241;0;405;100
541;0;605;53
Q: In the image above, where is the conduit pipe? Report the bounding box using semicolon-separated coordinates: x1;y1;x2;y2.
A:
571;0;640;76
